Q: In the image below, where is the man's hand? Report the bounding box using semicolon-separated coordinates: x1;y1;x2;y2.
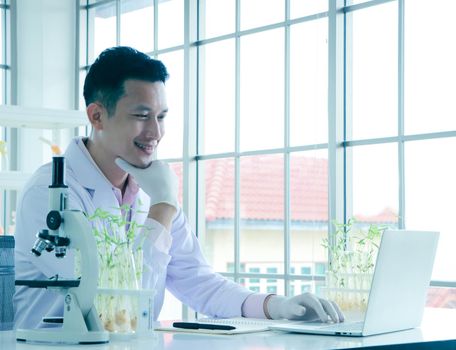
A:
266;293;345;323
115;158;179;229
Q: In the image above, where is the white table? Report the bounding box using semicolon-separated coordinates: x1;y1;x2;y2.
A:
1;308;455;350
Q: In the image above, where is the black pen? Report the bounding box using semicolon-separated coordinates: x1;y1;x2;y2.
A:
172;322;236;331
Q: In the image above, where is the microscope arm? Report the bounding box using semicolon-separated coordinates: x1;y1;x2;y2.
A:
63;209;99;317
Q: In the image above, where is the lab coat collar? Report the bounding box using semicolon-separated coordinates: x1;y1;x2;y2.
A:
64;137;111;191
63;137;150;221
64;137;121;211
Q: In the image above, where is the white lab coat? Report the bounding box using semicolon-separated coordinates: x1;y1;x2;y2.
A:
14;137;252;329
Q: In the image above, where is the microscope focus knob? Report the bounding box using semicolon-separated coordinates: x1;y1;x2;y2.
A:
47;210;63;230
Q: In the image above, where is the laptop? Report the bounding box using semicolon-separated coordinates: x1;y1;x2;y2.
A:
270;230;439;337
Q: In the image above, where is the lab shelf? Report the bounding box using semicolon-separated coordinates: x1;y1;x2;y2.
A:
0;171;32;190
0;105;88;129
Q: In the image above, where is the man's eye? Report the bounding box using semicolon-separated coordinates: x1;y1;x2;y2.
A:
157;114;167;120
133;114;150;119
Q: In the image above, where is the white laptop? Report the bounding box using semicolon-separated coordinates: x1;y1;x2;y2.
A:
270;230;439;337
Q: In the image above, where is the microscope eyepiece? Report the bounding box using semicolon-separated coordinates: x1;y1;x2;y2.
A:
49;157;68;189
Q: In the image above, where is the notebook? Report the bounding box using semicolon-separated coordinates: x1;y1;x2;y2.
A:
269;230;439;337
155;317;278;335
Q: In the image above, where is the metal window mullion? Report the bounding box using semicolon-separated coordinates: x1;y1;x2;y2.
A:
344;1;353;223
328;0;346;255
234;0;241;283
283;0;291;297
430;280;456;288
6;0;16;231
115;0;120;46
85;0;114;10
181;0;199;320
9;1;15;104
86;1;95;64
398;0;405;229
344;0;396;13
75;1;81;111
220;272;326;282
2;4;5;94
194;12;329;48
153;0;158;56
344;131;456;147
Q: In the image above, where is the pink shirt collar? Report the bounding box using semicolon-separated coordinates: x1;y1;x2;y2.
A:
75;137;139;207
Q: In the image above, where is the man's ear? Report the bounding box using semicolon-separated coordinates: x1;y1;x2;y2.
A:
86;103;106;131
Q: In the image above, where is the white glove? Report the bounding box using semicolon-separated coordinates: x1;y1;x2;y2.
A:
266;293;345;323
115;158;179;210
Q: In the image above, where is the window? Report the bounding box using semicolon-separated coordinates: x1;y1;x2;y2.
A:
315;263;326;276
345;0;456;306
300;267;311;275
267;286;277;294
80;0;456;318
301;285;311;294
249;267;260;284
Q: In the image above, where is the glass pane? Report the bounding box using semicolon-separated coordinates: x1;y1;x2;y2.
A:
290;0;327;19
404;0;456;134
290;150;328;274
91;3;117;63
79;70;87;110
156;50;183;159
240;0;284;31
120;0;154;53
199;0;235;39
158;0;184;49
199;158;235;271
240;29;284;151
241;277;284;295
289;280;323;297
290;18;328;146
199;39;235;154
350;143;399;224
349;2;397;140
240;154;284;270
426;287;456;309
79;9;88;66
405;138;456;281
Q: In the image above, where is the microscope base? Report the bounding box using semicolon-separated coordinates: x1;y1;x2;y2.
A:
16;328;109;345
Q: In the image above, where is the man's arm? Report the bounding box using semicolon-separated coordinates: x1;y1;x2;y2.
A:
147;203;176;231
115;157;344;322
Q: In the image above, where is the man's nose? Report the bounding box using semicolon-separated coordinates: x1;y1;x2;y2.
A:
144;117;162;139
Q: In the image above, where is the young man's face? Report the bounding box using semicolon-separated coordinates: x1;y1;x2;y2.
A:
100;79;168;168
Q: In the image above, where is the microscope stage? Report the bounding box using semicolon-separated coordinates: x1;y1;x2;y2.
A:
15;279;80;288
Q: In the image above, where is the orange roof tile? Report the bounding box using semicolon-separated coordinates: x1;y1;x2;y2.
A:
171;156;398;223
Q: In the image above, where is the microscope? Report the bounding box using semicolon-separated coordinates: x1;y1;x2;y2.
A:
15;157;109;344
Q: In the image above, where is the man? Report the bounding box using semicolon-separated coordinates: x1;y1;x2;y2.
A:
14;46;344;329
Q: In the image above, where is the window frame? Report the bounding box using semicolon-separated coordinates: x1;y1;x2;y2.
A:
78;0;456;321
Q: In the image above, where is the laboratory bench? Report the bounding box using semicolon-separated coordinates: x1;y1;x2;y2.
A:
1;308;455;350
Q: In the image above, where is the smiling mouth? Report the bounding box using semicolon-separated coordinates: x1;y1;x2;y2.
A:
134;140;155;152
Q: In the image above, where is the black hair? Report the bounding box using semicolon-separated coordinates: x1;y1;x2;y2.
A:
83;46;169;116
